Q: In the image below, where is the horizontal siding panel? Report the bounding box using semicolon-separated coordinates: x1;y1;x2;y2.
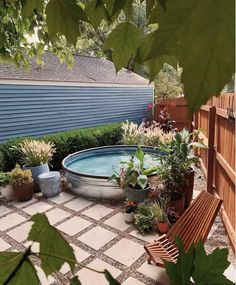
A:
0;84;153;142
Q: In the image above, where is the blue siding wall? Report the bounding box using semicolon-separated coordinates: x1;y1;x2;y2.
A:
0;84;153;142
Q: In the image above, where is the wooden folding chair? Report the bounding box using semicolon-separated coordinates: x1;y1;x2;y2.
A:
144;190;223;267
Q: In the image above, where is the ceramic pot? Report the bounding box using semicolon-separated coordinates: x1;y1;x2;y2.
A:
126;183;151;203
124;211;134;223
158;222;169;233
38;171;61;198
0;185;15;198
183;168;194;209
13;181;34;202
23;164;50;192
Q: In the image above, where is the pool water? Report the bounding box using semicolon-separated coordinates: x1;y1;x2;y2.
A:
67;151;160;177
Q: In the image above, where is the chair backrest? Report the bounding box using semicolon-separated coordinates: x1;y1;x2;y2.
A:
167;190;222;251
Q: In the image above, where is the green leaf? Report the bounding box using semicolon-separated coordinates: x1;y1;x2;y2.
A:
28;213;76;276
70;276;82;285
163;237;194;285
85;0;110;29
135;147;145;164
45;0;87;45
141;0;234;114
128;170;139;187
104;270;121;285
0;251;40;285
189;142;207;149
146;0;156;21
146;55;178;81
104;22;141;72
21;0;43;18
137;174;148;189
180;143;188;160
109;0;128;18
192;241;233;285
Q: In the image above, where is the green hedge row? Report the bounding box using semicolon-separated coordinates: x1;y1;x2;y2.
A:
0;123;123;171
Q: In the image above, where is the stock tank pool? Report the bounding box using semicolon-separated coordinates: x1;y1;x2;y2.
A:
62;145;161;201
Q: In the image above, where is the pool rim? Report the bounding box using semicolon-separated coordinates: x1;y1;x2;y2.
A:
62;145;159;179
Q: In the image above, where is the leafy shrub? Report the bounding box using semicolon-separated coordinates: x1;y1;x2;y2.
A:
134;202;155;233
0;123;122;171
10;165;33;186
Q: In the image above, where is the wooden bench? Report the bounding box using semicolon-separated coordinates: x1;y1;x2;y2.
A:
144;190;223;266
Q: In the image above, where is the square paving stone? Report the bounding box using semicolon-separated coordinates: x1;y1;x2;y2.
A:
22;201;53;215
76;258;122;285
137;262;169;284
104;238;144;267
224;264;236;283
56;216;92;236
82;204;113;220
104;212;131;231
77;226;117;250
0;213;26;231
0;205;12;217
35;265;55;285
45;208;70;225
0;237;11;250
122;277;146;285
48;192;74;204
64;197;93;211
11;198;37;209
7;222;33;242
129;230;160;243
60;243;90;274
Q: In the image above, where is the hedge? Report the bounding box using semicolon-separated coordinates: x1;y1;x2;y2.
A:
0;123;123;171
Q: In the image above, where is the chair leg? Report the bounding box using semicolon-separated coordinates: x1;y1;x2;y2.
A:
147;256;152;264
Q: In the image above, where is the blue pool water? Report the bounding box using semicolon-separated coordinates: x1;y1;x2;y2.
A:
64;147;161;177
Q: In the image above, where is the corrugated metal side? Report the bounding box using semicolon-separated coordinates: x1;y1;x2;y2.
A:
0;84;153;142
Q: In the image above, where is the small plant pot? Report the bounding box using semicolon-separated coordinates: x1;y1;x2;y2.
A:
38;171;61;198
0;185;15;198
126;183;151;203
124;211;134;223
13;181;34;202
23;164;50;193
158;222;169;234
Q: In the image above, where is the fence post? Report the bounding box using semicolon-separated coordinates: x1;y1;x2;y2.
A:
206;106;216;194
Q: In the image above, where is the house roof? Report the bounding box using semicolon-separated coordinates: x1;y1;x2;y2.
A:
0;53;150;86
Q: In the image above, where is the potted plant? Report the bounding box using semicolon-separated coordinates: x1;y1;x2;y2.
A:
16;139;56;192
124;200;137;223
134;201;155;234
109;146;157;203
10;165;34;202
0;172;14;198
159;129;206;208
152;203;169;233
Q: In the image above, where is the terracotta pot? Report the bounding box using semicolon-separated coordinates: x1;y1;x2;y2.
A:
183;168;194;209
124;211;134;223
13;181;34;202
158;222;169;234
126;183;151;203
169;191;185;214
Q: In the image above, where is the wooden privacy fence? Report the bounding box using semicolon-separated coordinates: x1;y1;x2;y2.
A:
154;97;192;130
155;94;235;251
193;93;235;251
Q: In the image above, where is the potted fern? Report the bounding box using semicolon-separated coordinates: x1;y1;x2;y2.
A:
10;165;33;202
109;146;157;203
16;139;56;192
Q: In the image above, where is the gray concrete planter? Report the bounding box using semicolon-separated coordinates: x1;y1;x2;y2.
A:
23;164;50;192
125;183;151;203
38;171;61;198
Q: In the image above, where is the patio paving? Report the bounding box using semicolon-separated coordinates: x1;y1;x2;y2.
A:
0;169;235;285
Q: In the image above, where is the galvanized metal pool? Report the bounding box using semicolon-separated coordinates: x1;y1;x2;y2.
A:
62;145;161;201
